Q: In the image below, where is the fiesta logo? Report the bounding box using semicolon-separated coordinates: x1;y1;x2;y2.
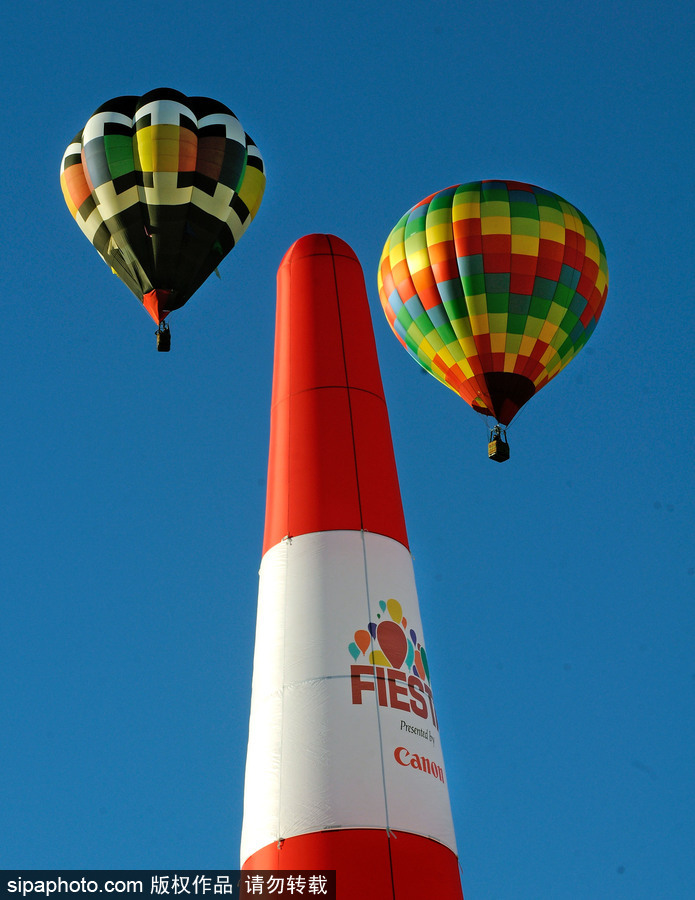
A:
348;597;438;729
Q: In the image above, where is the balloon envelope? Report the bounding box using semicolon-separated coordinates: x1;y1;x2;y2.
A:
378;181;608;425
60;88;265;323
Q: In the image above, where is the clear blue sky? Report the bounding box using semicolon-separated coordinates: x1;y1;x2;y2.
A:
2;1;694;897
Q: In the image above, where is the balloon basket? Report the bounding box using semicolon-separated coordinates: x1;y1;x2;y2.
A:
488;426;509;462
156;323;171;352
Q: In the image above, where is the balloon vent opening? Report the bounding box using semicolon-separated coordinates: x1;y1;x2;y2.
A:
143;289;173;325
481;372;536;426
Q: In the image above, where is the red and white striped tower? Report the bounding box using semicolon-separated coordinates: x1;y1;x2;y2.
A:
241;234;464;899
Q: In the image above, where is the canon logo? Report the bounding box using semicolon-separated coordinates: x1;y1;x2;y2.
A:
394;746;445;783
350;665;438;730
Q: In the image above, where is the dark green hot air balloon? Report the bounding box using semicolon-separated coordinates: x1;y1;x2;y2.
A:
60;88;265;349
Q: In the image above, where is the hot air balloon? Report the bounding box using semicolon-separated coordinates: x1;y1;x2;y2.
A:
60;88;265;350
377;181;608;459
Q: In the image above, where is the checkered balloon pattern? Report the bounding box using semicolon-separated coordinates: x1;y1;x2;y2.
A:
378;181;608;426
60;88;265;320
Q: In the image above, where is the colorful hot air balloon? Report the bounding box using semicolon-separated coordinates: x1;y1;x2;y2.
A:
60;88;265;348
378;180;608;455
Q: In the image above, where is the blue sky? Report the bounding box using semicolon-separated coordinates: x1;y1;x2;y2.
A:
2;1;694;897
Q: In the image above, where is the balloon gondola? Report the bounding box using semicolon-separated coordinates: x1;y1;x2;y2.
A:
156;321;171;352
488;425;510;463
60;88;265;349
378;181;608;459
